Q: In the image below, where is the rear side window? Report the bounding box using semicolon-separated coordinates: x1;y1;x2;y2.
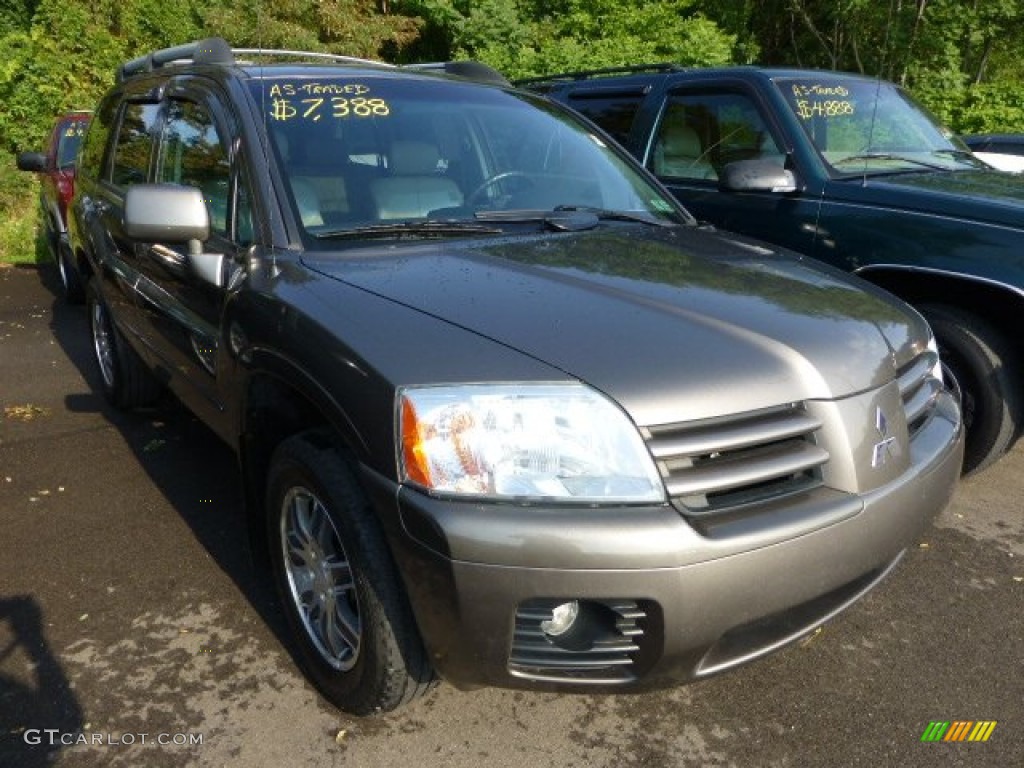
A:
111;102;161;187
78;97;118;181
565;89;645;145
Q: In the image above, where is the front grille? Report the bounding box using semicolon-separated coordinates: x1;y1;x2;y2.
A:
897;350;942;436
508;599;647;683
645;403;828;516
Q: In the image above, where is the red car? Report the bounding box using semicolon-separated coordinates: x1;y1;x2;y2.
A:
16;110;91;302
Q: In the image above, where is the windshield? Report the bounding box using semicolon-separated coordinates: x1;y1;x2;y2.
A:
776;77;987;175
248;75;685;242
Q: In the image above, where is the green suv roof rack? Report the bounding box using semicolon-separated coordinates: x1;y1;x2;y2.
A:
514;63;686;89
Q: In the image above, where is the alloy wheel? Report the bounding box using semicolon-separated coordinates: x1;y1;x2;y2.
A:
280;486;361;671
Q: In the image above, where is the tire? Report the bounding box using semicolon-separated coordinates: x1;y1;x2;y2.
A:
87;280;161;408
266;432;435;715
919;303;1021;475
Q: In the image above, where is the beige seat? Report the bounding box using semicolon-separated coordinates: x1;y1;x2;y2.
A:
653;123;717;180
277;129;349;226
371;141;463;220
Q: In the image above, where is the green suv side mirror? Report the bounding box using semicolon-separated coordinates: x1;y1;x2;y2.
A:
719;158;798;194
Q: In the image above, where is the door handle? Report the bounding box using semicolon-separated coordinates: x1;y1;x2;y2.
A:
148;244;186;273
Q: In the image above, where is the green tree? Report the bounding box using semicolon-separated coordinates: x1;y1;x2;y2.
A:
400;0;736;78
200;0;422;59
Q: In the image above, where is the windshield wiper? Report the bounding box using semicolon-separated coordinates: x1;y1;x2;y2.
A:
312;220;504;240
831;153;950;171
551;205;679;227
932;148;988;166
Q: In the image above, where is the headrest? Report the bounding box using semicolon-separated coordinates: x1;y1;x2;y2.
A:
389;141;440;175
662;124;702;157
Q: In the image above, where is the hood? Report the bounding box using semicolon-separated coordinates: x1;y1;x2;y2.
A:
303;226;926;426
856;169;1024;230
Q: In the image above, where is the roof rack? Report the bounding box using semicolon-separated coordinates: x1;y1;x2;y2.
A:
514;63;685;88
116;37;395;83
403;61;510;86
232;49;395;69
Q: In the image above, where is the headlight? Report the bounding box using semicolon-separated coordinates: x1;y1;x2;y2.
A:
399;383;665;503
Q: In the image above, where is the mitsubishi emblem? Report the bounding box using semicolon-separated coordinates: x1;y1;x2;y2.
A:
871;406;898;468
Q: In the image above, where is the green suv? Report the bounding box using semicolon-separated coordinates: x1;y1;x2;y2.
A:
69;40;962;714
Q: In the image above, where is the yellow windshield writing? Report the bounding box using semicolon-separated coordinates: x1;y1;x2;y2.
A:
793;99;855;119
790;83;855;120
267;83;390;122
269;82;371;97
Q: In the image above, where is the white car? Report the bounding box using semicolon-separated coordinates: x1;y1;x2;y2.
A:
962;134;1024;172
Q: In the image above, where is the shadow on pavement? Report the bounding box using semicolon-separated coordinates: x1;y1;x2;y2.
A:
34;263;293;684
0;596;84;767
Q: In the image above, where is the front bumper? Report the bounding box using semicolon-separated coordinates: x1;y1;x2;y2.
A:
370;390;962;692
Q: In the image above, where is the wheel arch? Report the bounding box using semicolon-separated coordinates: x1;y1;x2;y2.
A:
72;242;96;284
855;265;1024;349
237;355;374;567
859;265;1023;473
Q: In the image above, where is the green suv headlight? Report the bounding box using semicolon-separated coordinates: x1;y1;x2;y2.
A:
399;384;665;503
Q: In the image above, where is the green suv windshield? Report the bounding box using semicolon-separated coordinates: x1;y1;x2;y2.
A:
248;75;685;241
776;77;986;176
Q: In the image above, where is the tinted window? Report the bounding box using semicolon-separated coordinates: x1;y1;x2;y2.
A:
78;97;118;181
111;102;160;187
565;90;645;145
158;101;231;237
650;91;783;181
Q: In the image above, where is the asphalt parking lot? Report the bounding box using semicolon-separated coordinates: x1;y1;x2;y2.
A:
1;262;1021;767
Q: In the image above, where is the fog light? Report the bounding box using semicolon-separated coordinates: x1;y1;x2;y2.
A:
540;600;579;637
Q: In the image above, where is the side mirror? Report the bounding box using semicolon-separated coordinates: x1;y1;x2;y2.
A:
124;184;210;242
719;158;798;194
16;152;48;173
124;184;225;288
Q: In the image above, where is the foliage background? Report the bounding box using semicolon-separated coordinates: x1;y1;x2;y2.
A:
4;0;1024;261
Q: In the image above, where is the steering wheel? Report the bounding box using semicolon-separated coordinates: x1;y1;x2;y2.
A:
466;171;535;207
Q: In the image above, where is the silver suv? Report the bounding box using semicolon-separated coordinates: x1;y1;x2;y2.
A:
68;39;963;714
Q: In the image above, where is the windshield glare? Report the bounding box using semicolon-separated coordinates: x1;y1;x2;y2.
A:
250;76;683;240
777;77;984;175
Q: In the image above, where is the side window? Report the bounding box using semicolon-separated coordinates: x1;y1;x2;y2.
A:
650;92;783;181
158;101;231;237
110;102;161;187
566;91;644;145
78;96;118;181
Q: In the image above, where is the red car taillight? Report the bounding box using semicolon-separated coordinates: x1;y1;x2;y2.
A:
56;173;75;220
